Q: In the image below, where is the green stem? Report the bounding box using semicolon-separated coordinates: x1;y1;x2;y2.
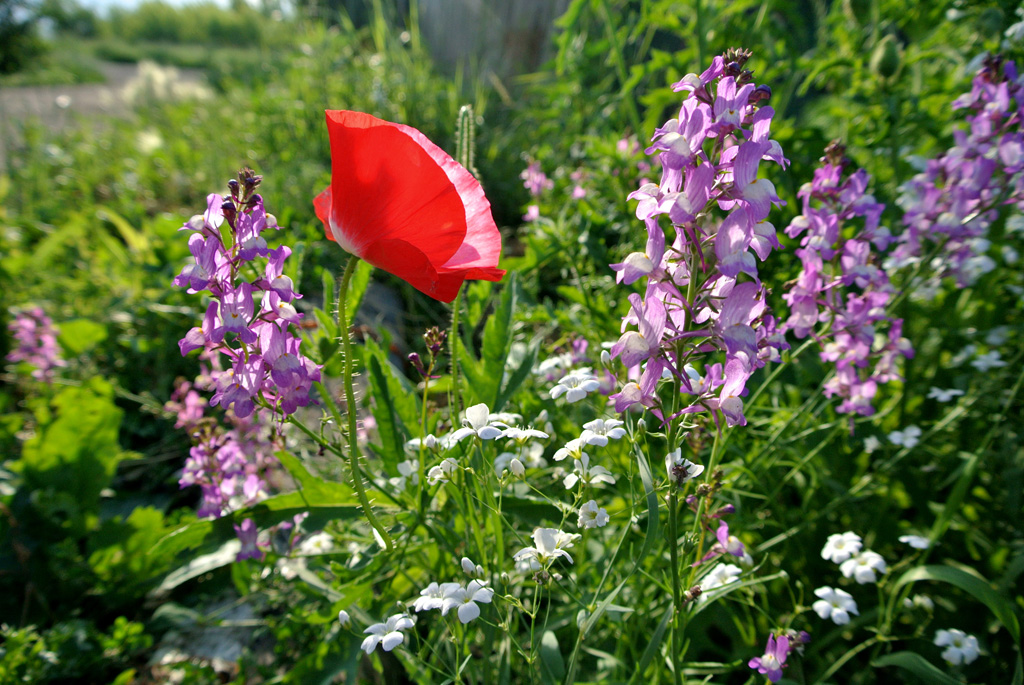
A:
449;286;464;422
334;254;393;551
668;490;684;685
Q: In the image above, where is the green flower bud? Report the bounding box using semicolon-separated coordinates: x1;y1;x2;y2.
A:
870;35;901;80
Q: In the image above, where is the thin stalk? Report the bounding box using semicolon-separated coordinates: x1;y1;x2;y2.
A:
449;287;464;422
333;254;393;551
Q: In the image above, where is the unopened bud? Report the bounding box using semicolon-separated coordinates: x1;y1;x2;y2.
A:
749;84;772;105
221;199;237;227
600;349;611;365
337;609;351;627
870;35;901;80
510;458;525;477
408;352;426;376
635;418;646;440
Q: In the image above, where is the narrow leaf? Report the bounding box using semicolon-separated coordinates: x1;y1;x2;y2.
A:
894;565;1021;643
871;651;964;685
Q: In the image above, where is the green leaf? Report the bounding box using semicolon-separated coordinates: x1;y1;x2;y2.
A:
630;606;671;684
456;335;485;404
871;652;964;685
16;380;125;535
57;318;108;356
364;339;421;467
345;259;374;318
893;565;1021;643
152;470;363;563
478;273;517;408
494;337;538;414
539;630;565;684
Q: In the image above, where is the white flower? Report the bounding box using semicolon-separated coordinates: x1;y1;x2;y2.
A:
450;403;505;442
411;582;460;612
902;594;934;611
888;425;922;449
821;531;863;563
361;613;415;654
839;550;887;584
553;438;587;462
509;458;525;477
564;454;616;489
337;609;351;627
898;534;931;549
934;629;980;665
863;436;881;454
665;449;704;485
296;531;334;555
971;350;1006;372
502;426;550;444
389;459;419;492
951;343;978;367
461;556;484;577
927;387;964;402
700;563;742;592
405;434;438;452
812;586;859;625
579;418;627;446
550;368;601;402
513;527;581;570
985;326;1009;346
427;457;459;485
577;500;610;529
441;580;494;623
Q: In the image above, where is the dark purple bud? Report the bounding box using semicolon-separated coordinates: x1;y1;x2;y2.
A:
685;494;698;507
408;352;427;377
749;84;772;104
221;199;237;227
227;178;240;199
798;630;811;644
423;326;447;358
715;504;736;517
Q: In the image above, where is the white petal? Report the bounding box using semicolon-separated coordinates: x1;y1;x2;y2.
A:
381;631;405;652
457;602;481;623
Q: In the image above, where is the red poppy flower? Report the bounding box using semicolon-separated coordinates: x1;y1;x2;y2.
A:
314;110;505;303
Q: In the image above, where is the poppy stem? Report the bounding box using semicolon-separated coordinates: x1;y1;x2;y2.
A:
336;253;393;551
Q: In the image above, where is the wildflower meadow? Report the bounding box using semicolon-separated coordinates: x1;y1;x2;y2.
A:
1;0;1022;683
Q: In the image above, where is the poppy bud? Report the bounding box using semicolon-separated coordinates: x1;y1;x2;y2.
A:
870;35;901;80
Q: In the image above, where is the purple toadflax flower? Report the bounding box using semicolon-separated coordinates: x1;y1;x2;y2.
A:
780;141;912;423
748;633;789;682
608;49;789;428
893;55;1024;291
6;307;66;382
173;169;321;421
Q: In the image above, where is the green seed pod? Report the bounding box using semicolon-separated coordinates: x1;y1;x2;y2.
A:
870;35;901;80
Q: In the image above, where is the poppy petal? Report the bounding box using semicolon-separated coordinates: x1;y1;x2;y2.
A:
362;238;465;303
313;187;334;242
316;110;506;301
324;110;466;264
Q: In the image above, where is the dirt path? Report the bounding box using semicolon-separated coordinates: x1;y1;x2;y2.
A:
0;61;205;169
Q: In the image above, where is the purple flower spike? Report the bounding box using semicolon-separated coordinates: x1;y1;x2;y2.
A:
608;50;788;427
748;633;789;683
6;307;66;382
